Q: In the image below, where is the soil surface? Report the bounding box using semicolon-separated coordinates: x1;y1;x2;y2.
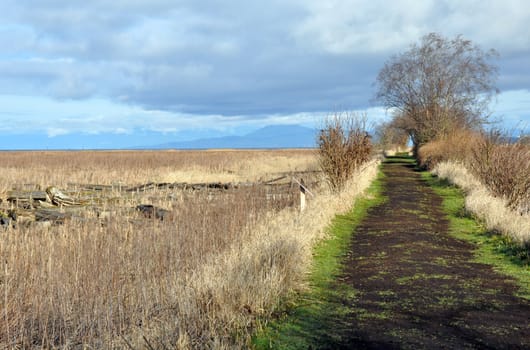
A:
320;158;530;349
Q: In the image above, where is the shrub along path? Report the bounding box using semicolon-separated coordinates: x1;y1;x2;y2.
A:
331;157;530;349
258;157;530;349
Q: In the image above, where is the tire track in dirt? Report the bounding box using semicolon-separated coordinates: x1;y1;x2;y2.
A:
329;158;530;349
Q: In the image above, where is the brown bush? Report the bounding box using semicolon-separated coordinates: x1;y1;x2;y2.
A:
317;112;372;191
417;141;446;169
420;129;530;213
418;129;482;169
469;132;530;213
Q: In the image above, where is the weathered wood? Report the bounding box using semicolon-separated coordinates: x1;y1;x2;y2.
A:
7;191;48;202
127;182;161;192
35;209;70;223
264;175;288;185
36;200;56;208
46;187;83;206
299;178;306;212
291;177;315;197
127;181;234;192
12;184;41;191
3;176;311;228
68;183;115;191
188;182;232;190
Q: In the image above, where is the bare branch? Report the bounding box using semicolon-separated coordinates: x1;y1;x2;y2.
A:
375;33;499;155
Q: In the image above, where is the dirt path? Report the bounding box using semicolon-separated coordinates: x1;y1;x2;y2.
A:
323;158;530;349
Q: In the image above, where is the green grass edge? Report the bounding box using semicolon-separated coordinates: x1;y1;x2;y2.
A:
422;171;530;300
251;167;386;349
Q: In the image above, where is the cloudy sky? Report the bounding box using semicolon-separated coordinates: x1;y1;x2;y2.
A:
0;0;529;149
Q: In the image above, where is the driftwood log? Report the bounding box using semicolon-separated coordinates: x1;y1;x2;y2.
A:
1;173;320;228
7;191;48;205
35;209;70;223
46;186;83;206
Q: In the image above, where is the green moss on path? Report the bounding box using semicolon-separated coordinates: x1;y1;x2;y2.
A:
253;168;386;349
254;157;530;349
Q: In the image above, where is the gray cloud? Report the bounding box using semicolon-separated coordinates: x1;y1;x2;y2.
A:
0;0;528;120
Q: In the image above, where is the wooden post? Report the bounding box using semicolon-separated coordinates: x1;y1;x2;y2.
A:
299;178;306;212
292;177;314;213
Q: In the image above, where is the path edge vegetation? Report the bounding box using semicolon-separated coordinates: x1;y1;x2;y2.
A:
254;156;530;348
423;170;530;300
252;165;387;349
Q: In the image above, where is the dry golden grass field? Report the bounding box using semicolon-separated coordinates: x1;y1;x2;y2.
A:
0;149;319;191
0;149;379;348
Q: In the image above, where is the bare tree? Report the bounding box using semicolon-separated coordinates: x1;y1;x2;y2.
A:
376;120;409;151
375;33;499;154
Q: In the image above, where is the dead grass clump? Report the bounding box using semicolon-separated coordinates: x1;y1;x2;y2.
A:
469;134;530;213
429;129;530;243
419;129;529;215
179;159;380;347
433;161;530;245
0;186;287;348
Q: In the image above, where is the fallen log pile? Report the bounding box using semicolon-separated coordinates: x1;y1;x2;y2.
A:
1;173;320;229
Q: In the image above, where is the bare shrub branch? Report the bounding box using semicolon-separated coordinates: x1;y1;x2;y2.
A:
417;129;481;169
469;131;530;213
375;120;409;151
317;112;372;191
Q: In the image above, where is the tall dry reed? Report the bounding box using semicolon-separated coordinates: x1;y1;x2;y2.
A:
433;161;530;245
419;130;530;244
0;150;378;348
0;149;318;195
418;130;530;214
468;135;530;213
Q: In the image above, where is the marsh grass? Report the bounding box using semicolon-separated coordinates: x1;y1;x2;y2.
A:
0;149;319;195
417;131;530;215
424;170;530;298
0;150;378;348
432;161;530;245
253;168;385;349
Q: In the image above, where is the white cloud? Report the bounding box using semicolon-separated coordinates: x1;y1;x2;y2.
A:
293;0;530;55
439;0;530;52
46;127;68;137
293;0;434;54
0;0;527;136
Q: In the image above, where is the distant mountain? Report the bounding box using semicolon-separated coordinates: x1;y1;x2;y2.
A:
0;130;207;150
147;125;317;149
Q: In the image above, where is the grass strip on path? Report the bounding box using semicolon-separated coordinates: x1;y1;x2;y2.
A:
254;157;530;349
423;172;530;300
252;168;386;349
